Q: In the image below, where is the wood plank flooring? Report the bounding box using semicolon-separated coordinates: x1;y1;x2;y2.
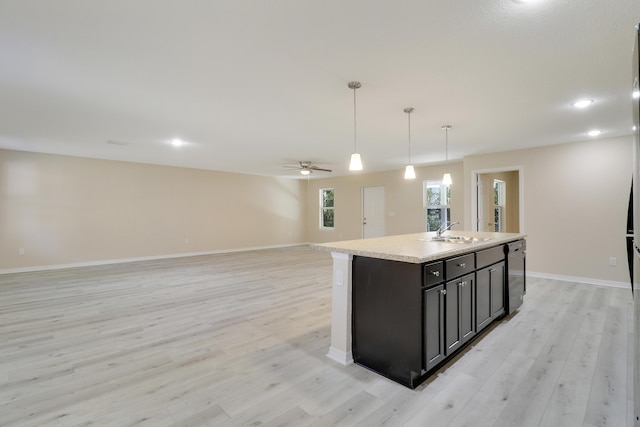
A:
0;246;634;426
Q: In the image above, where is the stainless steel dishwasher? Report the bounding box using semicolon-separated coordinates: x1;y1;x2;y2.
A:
505;240;526;314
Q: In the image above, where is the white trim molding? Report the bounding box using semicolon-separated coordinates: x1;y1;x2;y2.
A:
0;243;312;275
327;347;354;366
326;251;355;366
527;270;630;289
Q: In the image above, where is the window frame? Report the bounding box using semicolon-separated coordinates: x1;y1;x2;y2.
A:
424;180;451;232
493;179;505;232
319;188;335;229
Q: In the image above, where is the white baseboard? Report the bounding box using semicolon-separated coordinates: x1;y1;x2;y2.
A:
527;270;630;289
0;243;313;275
327;347;354;366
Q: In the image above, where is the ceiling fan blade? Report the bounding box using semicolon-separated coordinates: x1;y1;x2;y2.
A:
309;166;332;172
282;165;302;169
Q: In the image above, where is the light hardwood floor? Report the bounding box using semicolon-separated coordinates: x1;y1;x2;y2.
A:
0;246;634;427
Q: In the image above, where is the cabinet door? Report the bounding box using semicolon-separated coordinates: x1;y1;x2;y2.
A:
423;284;445;371
490;262;505;319
459;273;475;345
476;268;493;332
476;262;505;332
445;273;475;354
445;279;461;354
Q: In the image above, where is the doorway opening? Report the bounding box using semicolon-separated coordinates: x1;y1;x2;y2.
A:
472;167;523;233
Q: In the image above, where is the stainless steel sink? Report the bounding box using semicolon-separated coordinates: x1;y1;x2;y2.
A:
426;236;493;244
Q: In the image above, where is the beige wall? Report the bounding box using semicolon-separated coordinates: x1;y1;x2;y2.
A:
2;135;634;285
305;162;464;243
464;135;633;283
0;149;307;269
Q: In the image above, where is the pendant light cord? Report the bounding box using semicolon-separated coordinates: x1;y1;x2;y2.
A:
442;124;451;162
407;110;412;163
353;87;357;153
348;81;361;154
441;124;452;185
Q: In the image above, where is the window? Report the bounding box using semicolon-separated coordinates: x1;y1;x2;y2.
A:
424;180;450;231
320;188;334;228
493;180;505;232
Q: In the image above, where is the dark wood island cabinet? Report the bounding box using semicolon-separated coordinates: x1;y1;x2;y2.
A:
313;231;526;389
352;240;524;389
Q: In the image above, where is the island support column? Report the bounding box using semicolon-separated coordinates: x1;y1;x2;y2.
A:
326;252;354;365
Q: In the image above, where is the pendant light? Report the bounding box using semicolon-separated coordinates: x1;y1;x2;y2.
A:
403;107;416;180
442;125;452;185
348;81;363;171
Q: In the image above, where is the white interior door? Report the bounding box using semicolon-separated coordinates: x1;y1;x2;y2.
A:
363;186;385;238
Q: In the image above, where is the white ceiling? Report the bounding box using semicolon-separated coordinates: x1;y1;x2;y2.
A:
1;1;639;178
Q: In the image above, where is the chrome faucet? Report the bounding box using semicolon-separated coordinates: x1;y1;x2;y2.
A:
436;221;460;238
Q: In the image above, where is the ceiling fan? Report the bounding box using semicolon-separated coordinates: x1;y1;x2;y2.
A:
283;161;332;175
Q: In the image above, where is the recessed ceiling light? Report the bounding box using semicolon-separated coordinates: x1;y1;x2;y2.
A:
572;99;593;108
171;139;184;147
107;140;129;146
634;125;638;131
633;89;640;99
587;130;601;137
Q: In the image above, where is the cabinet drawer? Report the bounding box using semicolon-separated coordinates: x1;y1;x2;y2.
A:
476;245;505;269
424;261;444;287
445;253;475;280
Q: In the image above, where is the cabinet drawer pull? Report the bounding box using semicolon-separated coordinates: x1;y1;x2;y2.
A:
458;280;467;287
458;263;466;268
489;268;496;273
430;271;440;277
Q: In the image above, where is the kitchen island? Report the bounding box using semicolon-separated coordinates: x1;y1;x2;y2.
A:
313;230;526;388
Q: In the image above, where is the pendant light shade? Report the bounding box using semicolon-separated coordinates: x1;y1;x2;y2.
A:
404;165;416;180
442;125;452;185
349;153;363;171
348;81;363;171
403;107;415;180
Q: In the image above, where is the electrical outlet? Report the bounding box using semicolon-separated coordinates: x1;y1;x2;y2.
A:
335;270;344;287
609;257;617;266
19;248;25;255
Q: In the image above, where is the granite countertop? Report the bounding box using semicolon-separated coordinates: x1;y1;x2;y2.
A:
311;231;526;264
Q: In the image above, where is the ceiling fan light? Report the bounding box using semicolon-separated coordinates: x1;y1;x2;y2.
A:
300;169;311;175
404;165;416;180
442;173;452;186
349;153;363;171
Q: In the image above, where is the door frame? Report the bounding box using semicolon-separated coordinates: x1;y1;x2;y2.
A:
471;166;525;233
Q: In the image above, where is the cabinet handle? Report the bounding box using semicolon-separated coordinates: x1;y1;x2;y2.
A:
440;289;447;295
489;268;496;273
430;271;440;277
458;280;467;287
458;263;466;268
